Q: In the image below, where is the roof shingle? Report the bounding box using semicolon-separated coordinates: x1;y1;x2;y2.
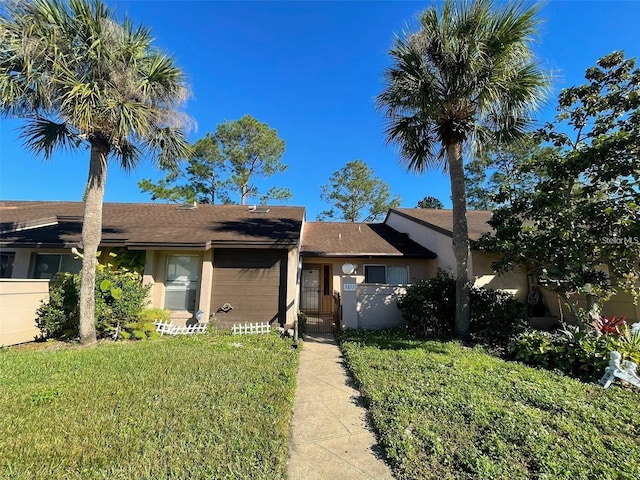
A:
301;222;436;258
388;208;493;242
0;201;305;249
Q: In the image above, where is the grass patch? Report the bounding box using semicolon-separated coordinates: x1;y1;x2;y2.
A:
0;332;298;479
338;329;640;480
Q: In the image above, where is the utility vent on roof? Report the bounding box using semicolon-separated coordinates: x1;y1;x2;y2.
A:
176;202;197;210
248;205;270;213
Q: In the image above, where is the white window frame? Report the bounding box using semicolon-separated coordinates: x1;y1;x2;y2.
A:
363;264;409;285
164;255;200;312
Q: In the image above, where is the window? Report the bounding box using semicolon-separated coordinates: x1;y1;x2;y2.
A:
164;255;199;311
364;265;408;285
32;254;82;279
0;252;15;278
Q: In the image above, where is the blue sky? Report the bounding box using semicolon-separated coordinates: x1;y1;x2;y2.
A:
1;0;639;220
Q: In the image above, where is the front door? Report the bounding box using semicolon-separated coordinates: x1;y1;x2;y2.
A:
301;267;320;310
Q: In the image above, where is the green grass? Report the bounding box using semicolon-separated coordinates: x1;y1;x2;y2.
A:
338;329;640;480
0;332;299;480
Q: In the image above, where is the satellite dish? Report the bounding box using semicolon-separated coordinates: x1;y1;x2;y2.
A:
342;263;355;275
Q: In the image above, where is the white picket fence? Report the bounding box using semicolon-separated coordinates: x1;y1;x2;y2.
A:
232;322;271;335
154;321;208;336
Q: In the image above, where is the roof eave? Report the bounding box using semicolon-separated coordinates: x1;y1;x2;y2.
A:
301;251;436;259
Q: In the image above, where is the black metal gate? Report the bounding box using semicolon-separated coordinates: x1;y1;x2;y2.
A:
300;292;341;333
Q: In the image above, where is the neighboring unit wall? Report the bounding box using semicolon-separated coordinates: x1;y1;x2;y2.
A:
0;279;49;346
385;212;472;278
540;288;640;324
0;248;76;279
302;256;433;295
471;252;528;304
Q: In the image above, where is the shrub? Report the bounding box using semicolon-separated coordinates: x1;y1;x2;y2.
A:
509;323;640;380
94;268;151;339
396;270;527;345
396;270;455;338
139;308;171;323
471;287;528;344
35;273;79;340
35;269;151;341
297;312;307;338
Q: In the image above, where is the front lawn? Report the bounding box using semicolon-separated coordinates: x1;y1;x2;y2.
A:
338;329;640;480
0;333;298;480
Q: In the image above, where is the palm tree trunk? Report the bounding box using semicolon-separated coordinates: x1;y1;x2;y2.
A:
79;142;109;345
447;142;471;339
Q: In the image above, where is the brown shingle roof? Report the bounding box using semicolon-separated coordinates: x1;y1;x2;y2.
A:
388;208;493;242
301;222;436;258
0;201;304;249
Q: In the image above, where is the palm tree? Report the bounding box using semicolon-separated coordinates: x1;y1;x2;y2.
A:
0;0;192;344
377;0;547;338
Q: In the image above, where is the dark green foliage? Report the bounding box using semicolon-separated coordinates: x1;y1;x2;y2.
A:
509;324;640;380
297;312;307;337
416;195;444;209
35;269;152;341
317;159;401;222
35;274;79;340
0;333;299;479
338;329;640;480
139;115;291;205
94;269;151;340
397;270;455;338
396;270;527;344
479;52;640;323
471;287;528;344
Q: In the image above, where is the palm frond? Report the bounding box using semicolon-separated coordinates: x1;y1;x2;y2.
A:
144;126;192;171
18;116;80;159
110;136;142;171
378;0;548;173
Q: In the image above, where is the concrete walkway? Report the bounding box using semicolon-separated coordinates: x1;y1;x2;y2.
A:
287;333;394;479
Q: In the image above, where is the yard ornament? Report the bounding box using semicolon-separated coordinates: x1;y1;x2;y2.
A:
599;351;640;390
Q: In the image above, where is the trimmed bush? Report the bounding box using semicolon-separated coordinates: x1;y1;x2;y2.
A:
396;270;527;344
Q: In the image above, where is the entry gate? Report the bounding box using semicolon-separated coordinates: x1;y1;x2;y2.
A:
300;291;341;333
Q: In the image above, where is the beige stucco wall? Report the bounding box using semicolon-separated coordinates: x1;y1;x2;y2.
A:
541;288;639;324
471;252;529;304
0;279;49;346
286;247;300;325
385;212;473;278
